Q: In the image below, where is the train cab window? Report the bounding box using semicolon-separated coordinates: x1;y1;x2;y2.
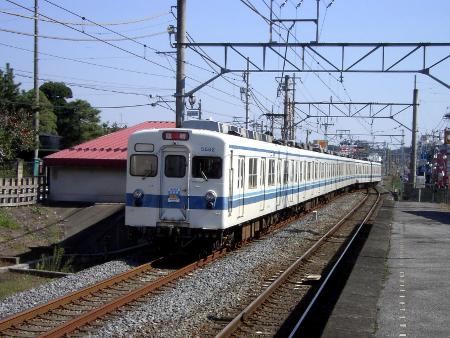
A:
165;155;186;177
192;156;222;179
130;154;158;177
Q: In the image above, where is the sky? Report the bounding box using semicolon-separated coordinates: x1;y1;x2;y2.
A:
1;0;449;149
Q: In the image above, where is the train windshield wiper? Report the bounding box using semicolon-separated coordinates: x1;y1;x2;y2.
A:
201;169;208;181
142;169;153;180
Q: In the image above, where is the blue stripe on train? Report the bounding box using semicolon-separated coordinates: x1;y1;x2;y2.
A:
126;174;380;210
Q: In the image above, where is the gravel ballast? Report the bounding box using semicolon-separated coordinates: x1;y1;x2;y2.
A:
92;192;365;337
0;260;137;320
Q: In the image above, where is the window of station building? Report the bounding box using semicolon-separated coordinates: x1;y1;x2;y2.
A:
130;154;158;177
248;158;258;188
268;159;275;186
165;155;186;178
192;156;222;179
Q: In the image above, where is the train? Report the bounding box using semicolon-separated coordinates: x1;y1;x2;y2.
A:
125;120;382;249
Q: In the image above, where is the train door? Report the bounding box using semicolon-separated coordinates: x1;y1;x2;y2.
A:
237;156;245;217
159;147;190;222
260;158;266;211
228;151;234;215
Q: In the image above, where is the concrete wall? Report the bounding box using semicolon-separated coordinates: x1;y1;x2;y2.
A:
49;166;125;203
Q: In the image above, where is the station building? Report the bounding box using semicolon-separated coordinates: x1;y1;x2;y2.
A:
43;121;174;203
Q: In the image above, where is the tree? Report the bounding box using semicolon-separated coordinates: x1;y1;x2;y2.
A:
21;90;58;135
0;64;34;160
59;100;104;148
40;82;104;148
101;121;127;134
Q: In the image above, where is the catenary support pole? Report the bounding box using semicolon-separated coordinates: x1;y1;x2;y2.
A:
175;0;186;128
409;76;419;186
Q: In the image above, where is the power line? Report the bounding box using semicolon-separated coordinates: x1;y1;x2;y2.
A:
5;0;174;73
0;42;174;78
0;27;166;41
0;9;171;26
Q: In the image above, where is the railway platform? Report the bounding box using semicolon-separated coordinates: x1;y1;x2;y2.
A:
318;195;450;337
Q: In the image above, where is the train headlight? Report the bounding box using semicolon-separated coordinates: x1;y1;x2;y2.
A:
133;189;144;206
205;190;217;209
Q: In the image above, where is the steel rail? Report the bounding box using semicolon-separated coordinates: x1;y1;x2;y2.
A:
216;190;374;338
288;189;381;337
0;258;163;332
39;249;227;338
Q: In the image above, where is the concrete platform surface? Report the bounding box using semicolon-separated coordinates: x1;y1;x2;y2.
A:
376;201;450;338
319;199;450;338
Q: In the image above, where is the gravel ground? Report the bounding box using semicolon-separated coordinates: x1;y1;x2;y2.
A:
0;259;137;320
91;192;365;337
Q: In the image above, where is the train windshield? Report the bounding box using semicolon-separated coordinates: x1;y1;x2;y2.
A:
165;155;186;177
192;156;222;179
130;154;158;177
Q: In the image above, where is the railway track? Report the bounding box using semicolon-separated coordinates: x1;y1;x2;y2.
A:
214;188;381;337
0;251;227;337
0;189;371;337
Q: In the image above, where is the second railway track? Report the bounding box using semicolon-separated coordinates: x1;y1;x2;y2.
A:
215;188;381;337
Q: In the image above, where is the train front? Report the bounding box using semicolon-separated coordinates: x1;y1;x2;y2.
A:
125;128;227;247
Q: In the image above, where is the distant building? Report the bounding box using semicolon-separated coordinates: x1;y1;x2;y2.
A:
43;121;175;203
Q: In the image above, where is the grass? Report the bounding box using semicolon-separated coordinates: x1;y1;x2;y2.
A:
0;272;52;300
36;246;74;273
0;210;21;230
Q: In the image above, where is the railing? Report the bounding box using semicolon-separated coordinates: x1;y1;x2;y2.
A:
0;160;48;207
401;182;449;204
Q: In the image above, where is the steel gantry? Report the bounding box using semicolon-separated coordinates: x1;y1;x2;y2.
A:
180;42;450;90
293;101;416;131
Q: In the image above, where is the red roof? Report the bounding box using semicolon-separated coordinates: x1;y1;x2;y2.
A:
44;121;175;168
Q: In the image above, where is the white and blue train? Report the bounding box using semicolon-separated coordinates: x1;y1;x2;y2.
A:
125;121;382;248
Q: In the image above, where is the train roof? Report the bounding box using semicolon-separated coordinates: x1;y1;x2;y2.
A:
130;121;380;164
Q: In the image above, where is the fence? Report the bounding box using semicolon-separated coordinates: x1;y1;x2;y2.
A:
401;182;449;204
0;160;48;207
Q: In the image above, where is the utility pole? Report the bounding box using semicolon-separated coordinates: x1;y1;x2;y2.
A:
33;0;39;176
245;57;250;130
290;73;296;141
306;129;311;144
401;129;405;178
175;0;186;128
409;76;419;186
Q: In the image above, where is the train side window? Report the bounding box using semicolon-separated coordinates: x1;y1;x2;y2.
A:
315;162;318;180
165;155;186;178
260;158;266;187
283;160;289;184
277;160;282;184
130;154;158;177
248;158;258;188
268;159;275;186
192;156;222;179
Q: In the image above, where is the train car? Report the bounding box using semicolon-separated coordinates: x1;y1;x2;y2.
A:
126;121;381;248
